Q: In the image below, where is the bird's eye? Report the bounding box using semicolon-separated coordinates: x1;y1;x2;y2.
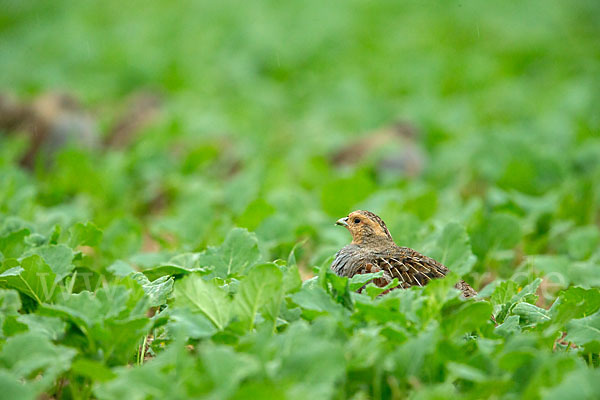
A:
354;218;361;224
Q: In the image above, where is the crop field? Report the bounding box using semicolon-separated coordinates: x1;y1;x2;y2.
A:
1;0;600;398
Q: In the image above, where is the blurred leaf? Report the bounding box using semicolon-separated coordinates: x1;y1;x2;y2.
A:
200;345;259;399
320;172;375;217
167;308;217;339
549;287;600;328
0;332;76;391
68;221;103;248
71;358;116;382
17;314;66;340
565;310;600;352
564;226;600;260
471;213;522;256
0;228;30;259
25;244;74;281
543;368;600;400
428;222;476;275
198;228;260;278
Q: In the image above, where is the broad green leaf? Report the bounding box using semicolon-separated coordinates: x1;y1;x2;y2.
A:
565;311;600;352
94;343;197;399
428;223;477;275
549;287;600;327
25;244;74;281
71;358;116;382
0;228;30;259
131;272;174;307
40;284;151;363
17;314;66;340
511;302;550;327
68;221;103;247
0;370;36;400
320;172;375;217
197;228;260;278
0;332;76;390
234;263;283;330
441;300;493;335
495;315;521;337
471;213;522;256
290;285;349;320
173;274;231;330
0;289;21;337
101;218;142;259
139;252;211;281
490;280;518;306
564;225;600;260
0;255;58;304
107;260;136;277
200;345;260;399
543;367;600;400
168;308;217;339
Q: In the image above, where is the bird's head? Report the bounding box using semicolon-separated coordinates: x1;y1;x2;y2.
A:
336;210;393;245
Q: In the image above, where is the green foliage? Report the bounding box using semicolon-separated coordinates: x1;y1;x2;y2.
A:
1;0;600;398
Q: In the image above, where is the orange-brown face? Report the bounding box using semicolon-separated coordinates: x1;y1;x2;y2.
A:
336;210;393;245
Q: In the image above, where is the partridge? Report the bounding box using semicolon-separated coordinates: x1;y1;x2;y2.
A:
331;210;477;298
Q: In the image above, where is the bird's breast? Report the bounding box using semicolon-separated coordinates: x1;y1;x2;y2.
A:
331;244;369;277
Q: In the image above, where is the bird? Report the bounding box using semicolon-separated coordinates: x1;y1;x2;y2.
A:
331;210;477;298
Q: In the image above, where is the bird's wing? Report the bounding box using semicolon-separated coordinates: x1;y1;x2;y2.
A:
371;246;448;289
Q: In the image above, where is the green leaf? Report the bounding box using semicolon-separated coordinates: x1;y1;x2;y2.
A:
565;310;600;352
0;228;30;259
234;263;283;330
139;252;211;281
564;225;600;260
199;345;259;399
0;289;21;337
441;300;493;335
131;272;174;307
349;271;383;292
427;223;477;275
40;284;151;363
17;314;66;340
321;172;375;217
549;287;600;328
167;308;217;339
290;285;349;320
471;213;522;256
0;332;76;390
511;302;550;327
173;274;231;330
71;358;116;382
0;255;58;304
495;315;521;337
68;221;103;248
543;367;600;400
0;370;36;400
25;244;74;281
107;260;136;277
197;228;260;278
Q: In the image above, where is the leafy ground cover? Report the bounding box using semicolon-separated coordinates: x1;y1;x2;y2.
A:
1;0;600;398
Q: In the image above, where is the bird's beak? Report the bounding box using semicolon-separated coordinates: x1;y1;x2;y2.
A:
336;217;349;227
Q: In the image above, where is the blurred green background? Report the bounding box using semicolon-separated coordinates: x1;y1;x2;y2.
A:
1;0;599;288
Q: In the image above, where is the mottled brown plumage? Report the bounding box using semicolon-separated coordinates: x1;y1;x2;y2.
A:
331;210;477;298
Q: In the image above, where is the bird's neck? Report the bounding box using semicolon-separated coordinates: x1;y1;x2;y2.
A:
352;234;394;248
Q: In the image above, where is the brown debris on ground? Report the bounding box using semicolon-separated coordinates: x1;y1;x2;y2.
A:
0;90;162;167
331;120;426;178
